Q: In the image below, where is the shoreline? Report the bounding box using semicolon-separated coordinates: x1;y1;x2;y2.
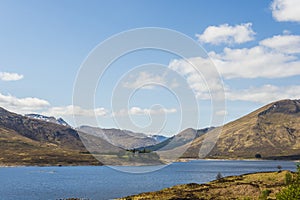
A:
176;157;300;162
0;158;298;168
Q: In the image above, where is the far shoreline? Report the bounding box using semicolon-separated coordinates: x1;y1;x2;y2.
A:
0;158;298;168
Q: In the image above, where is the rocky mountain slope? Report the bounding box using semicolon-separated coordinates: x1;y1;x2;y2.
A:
25;113;70;126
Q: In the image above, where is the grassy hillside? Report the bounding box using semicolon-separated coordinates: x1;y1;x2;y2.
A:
119;170;297;200
182;99;300;159
0;126;100;166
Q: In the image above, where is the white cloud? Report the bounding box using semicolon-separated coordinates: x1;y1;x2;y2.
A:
0;72;24;81
260;34;300;54
0;92;50;113
210;45;300;79
196;23;255;45
44;105;108;117
122;72;166;89
271;0;300;22
169;57;224;99
168;33;300;102
227;85;300;103
114;107;177;116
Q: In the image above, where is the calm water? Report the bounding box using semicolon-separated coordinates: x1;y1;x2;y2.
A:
0;160;297;200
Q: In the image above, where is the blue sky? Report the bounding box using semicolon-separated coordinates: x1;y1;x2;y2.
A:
1;0;300;136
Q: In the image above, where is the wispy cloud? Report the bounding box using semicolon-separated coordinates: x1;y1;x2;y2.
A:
114;107;177;116
0;72;24;81
227;85;300;103
271;0;300;22
196;23;256;45
122;72;166;90
0;91;108;118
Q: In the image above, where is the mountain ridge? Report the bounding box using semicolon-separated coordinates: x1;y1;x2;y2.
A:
78;126;161;149
25;113;70;127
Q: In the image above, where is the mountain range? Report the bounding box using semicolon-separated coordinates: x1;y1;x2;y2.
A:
0;99;300;166
78;126;164;149
0;108;163;166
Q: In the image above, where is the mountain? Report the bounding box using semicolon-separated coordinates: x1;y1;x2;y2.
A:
2;99;299;166
78;126;160;149
136;127;214;162
0;107;164;166
182;99;300;160
25;113;70;127
150;135;168;143
142;127;214;152
0;107;138;166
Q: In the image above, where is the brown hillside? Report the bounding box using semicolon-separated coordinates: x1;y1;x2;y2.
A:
183;99;300;159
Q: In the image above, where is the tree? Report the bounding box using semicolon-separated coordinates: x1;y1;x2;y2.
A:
255;154;262;159
285;172;293;185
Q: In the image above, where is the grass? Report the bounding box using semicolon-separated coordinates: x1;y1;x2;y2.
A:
118;170;296;200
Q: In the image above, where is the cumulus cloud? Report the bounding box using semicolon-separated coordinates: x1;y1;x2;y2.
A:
0;92;50;113
0;91;108;118
169;57;224;99
114;107;177;116
168;33;300;102
271;0;300;22
196;23;255;45
210;45;300;79
0;72;24;81
227;85;300;103
260;34;300;54
44;105;108;117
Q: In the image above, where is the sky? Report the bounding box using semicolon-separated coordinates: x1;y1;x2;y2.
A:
0;0;300;136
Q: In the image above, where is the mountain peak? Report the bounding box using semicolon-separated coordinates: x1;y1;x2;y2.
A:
25;113;70;127
259;99;300;116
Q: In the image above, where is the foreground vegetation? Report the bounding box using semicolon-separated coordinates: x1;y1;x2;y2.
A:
120;165;300;200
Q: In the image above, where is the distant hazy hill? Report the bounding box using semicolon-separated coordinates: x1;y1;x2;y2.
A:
78;126;160;149
182;99;300;160
141;127;213;152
